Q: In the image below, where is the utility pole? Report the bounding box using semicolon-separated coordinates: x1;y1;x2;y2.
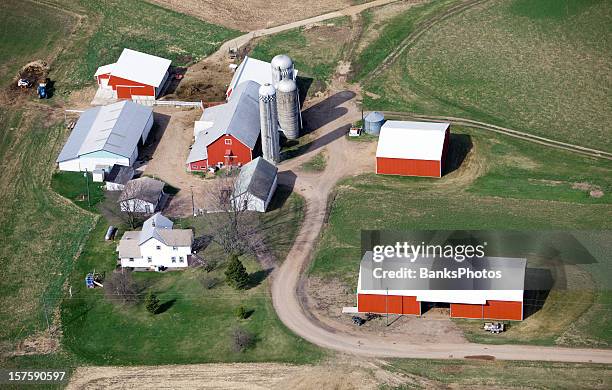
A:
191;186;195;216
84;169;91;208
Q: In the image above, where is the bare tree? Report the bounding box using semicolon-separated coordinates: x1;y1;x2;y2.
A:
204;171;261;257
104;270;138;304
116;179;149;229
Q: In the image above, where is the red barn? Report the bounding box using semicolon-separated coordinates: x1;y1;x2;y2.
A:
94;49;171;104
376;121;450;178
356;252;526;321
187;81;262;170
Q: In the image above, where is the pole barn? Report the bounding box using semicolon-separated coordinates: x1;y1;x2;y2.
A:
376;121;450;178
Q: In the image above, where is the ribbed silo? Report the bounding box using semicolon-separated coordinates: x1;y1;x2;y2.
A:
271;54;294;88
276;78;300;140
258;83;280;164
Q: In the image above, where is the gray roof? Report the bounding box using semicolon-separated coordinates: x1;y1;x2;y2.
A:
57;101;153;162
233;157;278;201
359;251;526;291
105;165;135;185
118;177;165;204
117;231;141;258
187;81;261;163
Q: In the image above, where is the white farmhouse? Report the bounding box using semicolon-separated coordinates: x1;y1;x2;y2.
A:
232;157;278;212
119;177;165;214
117;213;193;271
56;101;153;172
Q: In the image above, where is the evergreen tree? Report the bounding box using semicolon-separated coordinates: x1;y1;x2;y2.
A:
225;254;250;289
145;291;160;314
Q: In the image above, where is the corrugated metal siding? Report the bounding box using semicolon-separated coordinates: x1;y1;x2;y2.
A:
358;294;420;315
451;300;523;320
376;157;441;177
109;75;155;98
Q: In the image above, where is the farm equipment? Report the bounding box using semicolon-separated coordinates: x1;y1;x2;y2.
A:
17;79;31;89
483;322;505;333
228;47;238;60
352;316;366;326
85;272;104;288
37;81;48;99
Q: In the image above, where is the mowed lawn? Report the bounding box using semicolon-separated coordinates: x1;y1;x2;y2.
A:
310;126;612;347
363;0;612;151
61;189;323;365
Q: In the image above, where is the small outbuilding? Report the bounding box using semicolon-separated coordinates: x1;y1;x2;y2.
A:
56;101;154;172
376;121;450;178
94;48;171;104
364;111;385;135
105;165;135;191
118;177;165;214
233;157;278;212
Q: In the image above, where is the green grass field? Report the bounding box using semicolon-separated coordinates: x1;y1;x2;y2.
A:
0;0;75;86
249;17;351;94
310;126;612;347
362;0;612;151
385;358;612;389
60;189;322;365
301;151;327;172
51;172;105;212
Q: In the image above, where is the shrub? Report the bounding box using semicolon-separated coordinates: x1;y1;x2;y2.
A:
235;305;250;319
230;326;254;353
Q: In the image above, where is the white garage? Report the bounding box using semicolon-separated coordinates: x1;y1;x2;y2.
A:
56;101;154;172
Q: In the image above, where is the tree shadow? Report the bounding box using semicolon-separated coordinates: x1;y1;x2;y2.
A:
443;133;473;176
247;268;272;289
156;298;177;314
193;234;213;252
523;267;554;319
301;91;355;134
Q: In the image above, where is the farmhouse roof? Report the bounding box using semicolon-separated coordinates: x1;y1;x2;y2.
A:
187;81;261;163
105;165;135;185
117;231;142;258
118;214;193;258
358;252;526;304
118;177;165;204
56;101;153;162
233;157;278;201
111;48;171;87
376;121;450;161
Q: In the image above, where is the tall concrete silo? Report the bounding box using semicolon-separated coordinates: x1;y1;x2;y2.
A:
258;83;280;164
277;78;300;140
271;54;294;88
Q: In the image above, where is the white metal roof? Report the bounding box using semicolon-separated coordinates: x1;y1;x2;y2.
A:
227;56;298;99
94;63;115;77
111;48;171;87
376;121;450;161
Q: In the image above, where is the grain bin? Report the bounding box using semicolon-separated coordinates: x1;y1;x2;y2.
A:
271;54;294;88
258;83;280;163
364;111;385;135
277;78;300;140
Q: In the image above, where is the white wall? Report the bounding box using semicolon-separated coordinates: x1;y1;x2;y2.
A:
120;198;157;213
105;182;125;191
120;237;191;269
141;113;154;144
58;156;132;172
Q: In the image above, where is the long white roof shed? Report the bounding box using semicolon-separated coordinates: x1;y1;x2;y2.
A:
102;48;171;88
376;121;450;161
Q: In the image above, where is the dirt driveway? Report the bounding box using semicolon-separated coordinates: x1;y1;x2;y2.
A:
142;106;217;217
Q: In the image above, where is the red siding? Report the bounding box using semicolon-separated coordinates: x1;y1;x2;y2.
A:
96;73;111;84
451;300;522;320
189;160;208;171
376;157;441;177
358;294;420;315
206;135;253;167
108;75;155;98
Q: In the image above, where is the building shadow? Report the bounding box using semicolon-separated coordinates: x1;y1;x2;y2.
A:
139;112;171;162
301;91;355;133
193;234;213;252
443;133;473;176
163;66;187;96
268;175;297;211
296;76;313;104
523;267;554;319
282;124;349;160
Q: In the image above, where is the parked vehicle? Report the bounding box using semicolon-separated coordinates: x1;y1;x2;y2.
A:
352;316;365;326
483;322;505;333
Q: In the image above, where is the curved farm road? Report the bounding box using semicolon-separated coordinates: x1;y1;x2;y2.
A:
271;88;612;364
